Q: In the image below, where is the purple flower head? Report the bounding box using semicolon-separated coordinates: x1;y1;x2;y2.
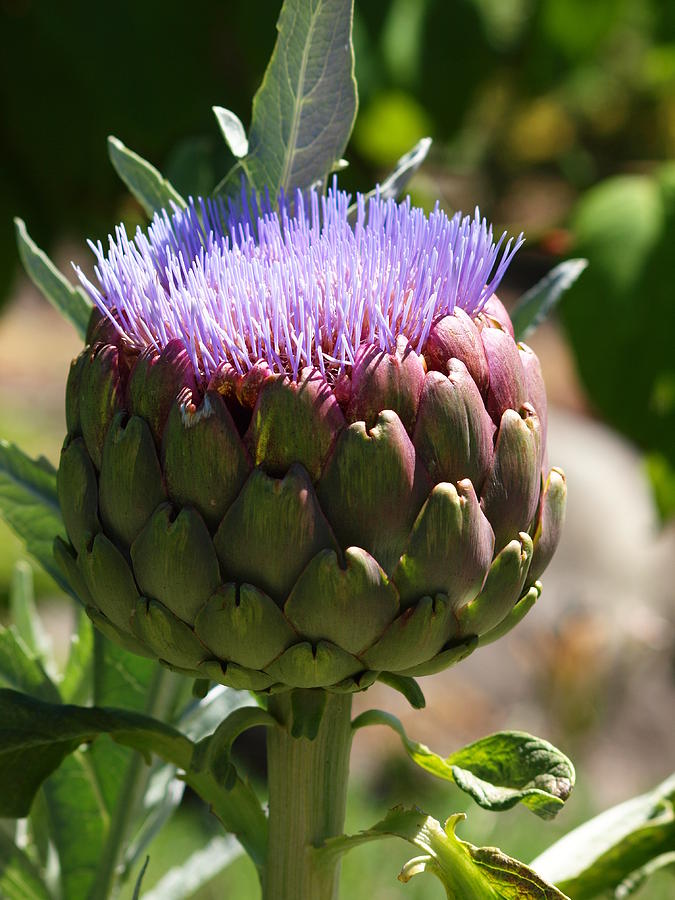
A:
76;182;523;382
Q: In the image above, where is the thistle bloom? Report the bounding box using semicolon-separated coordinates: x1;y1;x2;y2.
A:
56;185;566;692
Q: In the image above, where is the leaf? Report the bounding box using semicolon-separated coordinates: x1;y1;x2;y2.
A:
140;835;242;900
0;626;60;703
531;772;675;899
0;689;267;869
561;166;675;496
213;106;249;158
510;258;588;341
9;561;54;675
0;829;50;900
316;807;569;899
59;607;94;704
376;672;426;709
42;750;110;900
0;441;66;590
352;711;574;819
123;685;258;879
615;851;675;898
216;0;358;198
108;136;186;218
131;855;150;900
360;137;432;206
14;217;91;338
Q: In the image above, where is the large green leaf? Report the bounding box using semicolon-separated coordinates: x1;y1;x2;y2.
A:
0;689;267;870
316;807;569;899
353;711;574;819
14;218;91;338
216;0;358;198
108;136;186;218
0;442;66;590
531;773;675;899
562;164;675;518
0;829;50;900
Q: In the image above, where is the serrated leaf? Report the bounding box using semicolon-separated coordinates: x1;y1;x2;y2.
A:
140;835;242;900
352;712;574;819
531;773;675;899
0;441;66;591
316;807;569;899
0;829;50;900
108;136;186;218
511;258;588;341
216;0;357;199
213;106;249;158
14;217;91;338
0;689;267;868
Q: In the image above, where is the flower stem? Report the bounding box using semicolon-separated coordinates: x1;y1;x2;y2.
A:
264;691;353;900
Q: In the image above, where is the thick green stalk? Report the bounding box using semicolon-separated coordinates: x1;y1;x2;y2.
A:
264;691;353;900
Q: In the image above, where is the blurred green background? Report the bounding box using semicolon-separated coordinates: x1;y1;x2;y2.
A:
1;0;674;897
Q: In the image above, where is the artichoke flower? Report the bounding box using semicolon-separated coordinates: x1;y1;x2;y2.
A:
55;186;566;693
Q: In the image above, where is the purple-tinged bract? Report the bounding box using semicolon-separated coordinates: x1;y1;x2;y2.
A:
56;184;566;693
76;183;523;381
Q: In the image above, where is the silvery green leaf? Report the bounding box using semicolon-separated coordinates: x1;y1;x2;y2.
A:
615;852;675;898
531;773;675;900
372;136;432;201
511;258;588;341
108;136;186;217
316;807;569;899
140;835;242;900
213;106;249;158
353;711;574;819
14;218;91;338
216;0;358;198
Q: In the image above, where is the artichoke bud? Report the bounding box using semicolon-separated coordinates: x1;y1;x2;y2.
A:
424;308;489;393
347;334;425;433
56;187;565;691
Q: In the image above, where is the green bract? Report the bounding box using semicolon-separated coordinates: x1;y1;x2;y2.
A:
55;298;566;694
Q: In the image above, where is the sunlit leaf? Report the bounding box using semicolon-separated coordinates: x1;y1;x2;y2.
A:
316;807;569;898
108;136;186;217
14;217;91;338
353;711;574;819
511;258;588;341
216;0;358;198
213;106;249;158
141;835;242;900
531;773;675;899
